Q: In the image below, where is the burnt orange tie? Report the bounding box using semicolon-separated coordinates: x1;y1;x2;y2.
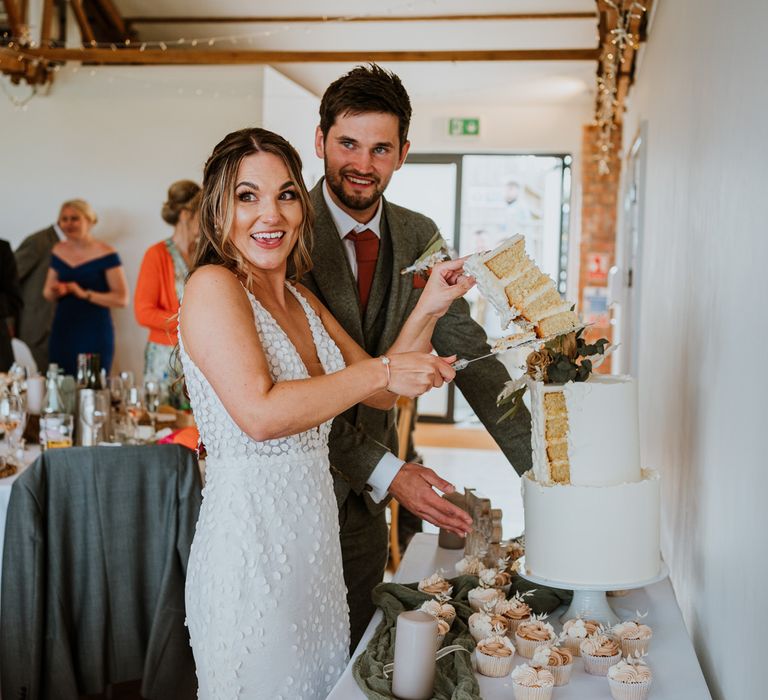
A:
346;229;380;313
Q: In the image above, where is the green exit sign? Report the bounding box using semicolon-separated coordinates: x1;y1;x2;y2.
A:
448;118;480;136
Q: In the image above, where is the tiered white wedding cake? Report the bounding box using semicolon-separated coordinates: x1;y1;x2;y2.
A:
463;236;662;588
521;376;661;586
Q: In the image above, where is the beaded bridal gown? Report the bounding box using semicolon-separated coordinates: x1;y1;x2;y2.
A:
179;282;350;699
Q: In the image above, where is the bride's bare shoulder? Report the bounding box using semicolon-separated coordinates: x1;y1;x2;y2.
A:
186;265;243;299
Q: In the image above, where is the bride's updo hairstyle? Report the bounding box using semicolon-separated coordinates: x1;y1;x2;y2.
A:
192;127;314;284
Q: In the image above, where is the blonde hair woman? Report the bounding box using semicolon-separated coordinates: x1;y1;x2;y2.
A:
43;199;129;375
134;180;200;406
178;127;474;698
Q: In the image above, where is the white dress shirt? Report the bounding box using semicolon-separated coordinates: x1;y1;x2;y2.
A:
53;223;66;240
321;182;404;502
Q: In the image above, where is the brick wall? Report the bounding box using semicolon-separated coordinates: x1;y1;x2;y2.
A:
579;123;622;373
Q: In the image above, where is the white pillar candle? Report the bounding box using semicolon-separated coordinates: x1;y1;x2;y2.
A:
26;375;45;415
392;611;437;700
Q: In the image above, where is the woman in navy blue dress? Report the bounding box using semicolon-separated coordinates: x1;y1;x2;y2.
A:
43;200;129;375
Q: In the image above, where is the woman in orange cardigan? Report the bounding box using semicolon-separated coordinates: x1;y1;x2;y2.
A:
134;180;200;406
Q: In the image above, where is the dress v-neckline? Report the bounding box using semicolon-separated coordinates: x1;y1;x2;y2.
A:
244;282;329;379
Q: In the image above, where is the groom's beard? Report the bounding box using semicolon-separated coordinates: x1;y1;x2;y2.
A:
324;161;388;212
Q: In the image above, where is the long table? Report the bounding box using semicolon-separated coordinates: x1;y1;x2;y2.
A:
328;533;712;699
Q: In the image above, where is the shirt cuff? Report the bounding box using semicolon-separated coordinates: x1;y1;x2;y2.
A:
367;452;405;503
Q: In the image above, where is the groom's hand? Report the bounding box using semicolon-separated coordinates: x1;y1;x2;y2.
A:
388;463;473;537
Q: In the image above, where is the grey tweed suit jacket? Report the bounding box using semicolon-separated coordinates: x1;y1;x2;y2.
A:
302;180;533;516
14;225;59;369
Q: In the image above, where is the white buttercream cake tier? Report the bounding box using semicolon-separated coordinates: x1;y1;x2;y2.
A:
521;469;661;586
529;376;641;487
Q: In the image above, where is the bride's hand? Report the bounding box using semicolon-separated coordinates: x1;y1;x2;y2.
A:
416;258;475;318
385;352;457;398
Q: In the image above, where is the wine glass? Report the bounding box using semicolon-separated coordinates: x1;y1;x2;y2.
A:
82;391;110;445
0;395;25;459
108;376;125;412
124;387;144;443
144;378;160;432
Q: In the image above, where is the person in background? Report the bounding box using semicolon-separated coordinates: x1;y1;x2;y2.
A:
135;180;200;406
0;239;23;372
14;221;61;370
43;199;129;376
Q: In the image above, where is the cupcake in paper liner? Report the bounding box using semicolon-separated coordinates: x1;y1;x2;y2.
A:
468;585;504;612
478;566;513;595
612;619;653;658
560;617;601;656
495;592;533;637
435;618;450;650
514;617;557;658
468;609;510;642
419;597;457;628
607;657;653;700
475;634;516;677
510;663;554;700
580;633;622;675
455;554;484;576
418;572;453;598
531;644;573;686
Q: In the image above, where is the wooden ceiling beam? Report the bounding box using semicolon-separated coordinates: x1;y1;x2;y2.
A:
91;0;132;42
124;13;598;25
20;47;601;64
70;0;97;46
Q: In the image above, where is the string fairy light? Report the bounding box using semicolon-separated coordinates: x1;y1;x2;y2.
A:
593;1;647;175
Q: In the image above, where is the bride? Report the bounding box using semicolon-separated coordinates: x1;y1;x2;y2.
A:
178;127;474;699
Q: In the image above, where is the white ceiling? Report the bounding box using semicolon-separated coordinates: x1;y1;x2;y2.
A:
114;0;600;108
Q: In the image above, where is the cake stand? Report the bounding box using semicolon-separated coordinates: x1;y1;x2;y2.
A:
516;557;669;627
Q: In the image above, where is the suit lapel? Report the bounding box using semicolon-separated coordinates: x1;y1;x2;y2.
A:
309;182;365;346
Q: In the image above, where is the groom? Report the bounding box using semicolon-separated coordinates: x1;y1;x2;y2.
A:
301;64;533;649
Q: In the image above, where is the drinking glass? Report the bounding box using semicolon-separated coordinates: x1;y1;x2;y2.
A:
108;376;125;412
40;413;74;450
82;391;110;444
0;396;24;457
144;378;160;432
124;387;144;442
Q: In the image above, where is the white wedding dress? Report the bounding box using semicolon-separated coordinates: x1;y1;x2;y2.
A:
179;282;350;699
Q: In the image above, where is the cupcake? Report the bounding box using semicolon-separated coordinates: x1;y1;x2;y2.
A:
468;585;504;612
455;554;484;576
435;618;450;649
560;617;601;656
607;657;653;700
531;644;573;686
419;598;456;628
510;663;554;700
495;592;533;637
612;619;653;658
580;633;622;675
514;617;557;658
418;572;453;597
475;634;516;677
479;566;513;595
468;610;509;642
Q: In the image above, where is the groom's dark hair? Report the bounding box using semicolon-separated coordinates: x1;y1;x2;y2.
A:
319;63;412;151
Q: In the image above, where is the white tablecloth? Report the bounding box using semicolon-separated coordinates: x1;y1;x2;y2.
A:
328;533;712;700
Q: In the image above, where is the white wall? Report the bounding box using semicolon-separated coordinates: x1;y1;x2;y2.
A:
622;2;767;698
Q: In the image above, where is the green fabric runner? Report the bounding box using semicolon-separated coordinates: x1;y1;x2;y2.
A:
352;574;572;699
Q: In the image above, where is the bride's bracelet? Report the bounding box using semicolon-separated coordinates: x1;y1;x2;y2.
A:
379;355;392;391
